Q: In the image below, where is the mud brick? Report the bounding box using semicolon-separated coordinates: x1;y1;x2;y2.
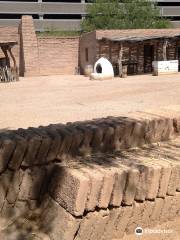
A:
90;209;109;240
74;211;99;240
66;126;84;156
90;125;104;151
130;121;147;147
95;120;115;152
126;201;145;234
40;196;81;240
74;124;93;156
6;170;24;204
132;111;170;143
18;167;46;200
122;167;139;206
17;128;42;166
39;164;56;197
135;164;148;201
110;166;127;207
145;109;175;138
101;207;121;240
134;158;161;200
103;118;123;151
158;107;180;135
166;160;179;196
8;133;27;170
97;166;115;209
54;125;73;159
168;194;180;219
0;135;16;172
115;206;133;239
150;198;165;227
140;200;155;228
81;167;103;212
159;195;174;224
153;160;172;198
49;166;89;216
0;171;13;211
41;126;62;162
144;162;161;200
75;210;109;240
174;192;180;216
29;127;52;164
112;116;140;149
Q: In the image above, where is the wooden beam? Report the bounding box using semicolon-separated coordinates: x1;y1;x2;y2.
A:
109;40;112;61
8;47;19;81
163;39;168;61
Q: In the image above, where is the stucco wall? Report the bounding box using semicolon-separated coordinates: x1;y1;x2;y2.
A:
38;37;79;76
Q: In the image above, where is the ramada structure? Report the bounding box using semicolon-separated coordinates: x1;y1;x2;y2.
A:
1;15;180;78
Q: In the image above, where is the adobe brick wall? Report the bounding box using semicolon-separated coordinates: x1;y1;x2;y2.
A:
0;107;180;239
0;26;19;71
20;15;39;76
38;37;79;75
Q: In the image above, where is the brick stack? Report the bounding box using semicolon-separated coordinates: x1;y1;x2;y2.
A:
0;107;180;239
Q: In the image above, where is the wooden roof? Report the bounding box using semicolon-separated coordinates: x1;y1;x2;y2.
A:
0;26;18;47
96;29;180;42
0;41;17;47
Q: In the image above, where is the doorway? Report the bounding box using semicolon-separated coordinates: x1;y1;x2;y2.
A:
144;45;154;73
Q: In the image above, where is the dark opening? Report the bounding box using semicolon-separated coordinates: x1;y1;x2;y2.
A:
85;48;89;62
96;63;102;73
177;47;180;71
144;45;154;73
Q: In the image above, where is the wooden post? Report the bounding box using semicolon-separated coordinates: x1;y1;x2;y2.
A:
8;47;19;81
1;46;10;67
118;42;123;77
163;39;168;61
109;41;112;61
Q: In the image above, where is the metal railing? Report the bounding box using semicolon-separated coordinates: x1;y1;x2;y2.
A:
0;1;180;30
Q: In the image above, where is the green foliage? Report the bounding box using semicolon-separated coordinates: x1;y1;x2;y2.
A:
37;31;80;37
81;0;171;31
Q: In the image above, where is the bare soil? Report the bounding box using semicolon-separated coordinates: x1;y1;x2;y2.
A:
1;74;180;130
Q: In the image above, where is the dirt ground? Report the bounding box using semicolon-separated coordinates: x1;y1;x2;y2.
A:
121;217;180;240
1;73;180;130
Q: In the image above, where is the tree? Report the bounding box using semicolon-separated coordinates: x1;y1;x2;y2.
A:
81;0;171;32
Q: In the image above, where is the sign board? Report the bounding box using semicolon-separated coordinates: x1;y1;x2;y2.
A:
152;60;179;75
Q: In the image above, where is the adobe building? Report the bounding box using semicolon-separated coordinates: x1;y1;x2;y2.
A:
80;29;180;76
1;15;180;79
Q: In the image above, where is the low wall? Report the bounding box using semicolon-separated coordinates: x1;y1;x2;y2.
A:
38;37;79;76
0;107;180;239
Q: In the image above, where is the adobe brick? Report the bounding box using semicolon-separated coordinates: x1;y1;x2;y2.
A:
40;125;62;162
122;167;139;206
49;166;90;216
16;128;42;167
81;166;103;212
8;133;27;170
18;167;45;200
28;127;52;164
40;196;81;240
0;135;16;172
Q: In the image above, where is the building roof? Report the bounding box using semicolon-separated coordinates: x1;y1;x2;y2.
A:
0;27;18;46
96;29;180;42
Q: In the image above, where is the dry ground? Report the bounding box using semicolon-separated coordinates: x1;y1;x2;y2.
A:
1;73;180;130
121;217;180;240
